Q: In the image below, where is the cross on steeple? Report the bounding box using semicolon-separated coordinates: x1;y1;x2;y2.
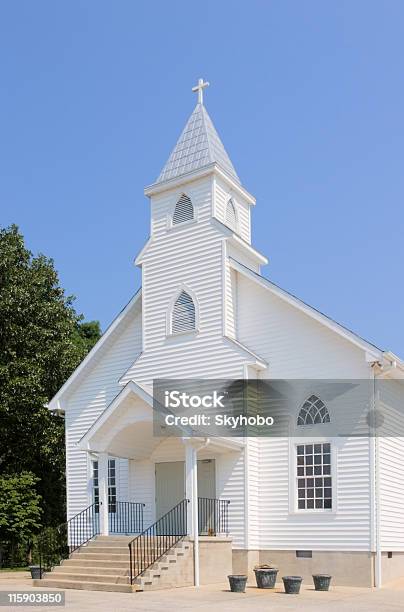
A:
192;78;210;105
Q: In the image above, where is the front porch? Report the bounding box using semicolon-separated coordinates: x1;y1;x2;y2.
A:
37;382;243;591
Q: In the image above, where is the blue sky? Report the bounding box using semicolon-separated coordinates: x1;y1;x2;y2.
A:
1;1;403;354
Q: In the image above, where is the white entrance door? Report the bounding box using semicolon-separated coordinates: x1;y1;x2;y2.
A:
155;461;185;520
155;460;216;519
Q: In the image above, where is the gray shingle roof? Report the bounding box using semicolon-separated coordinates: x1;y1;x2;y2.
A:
156;103;240;184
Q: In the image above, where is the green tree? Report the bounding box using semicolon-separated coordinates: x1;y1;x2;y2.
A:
0;472;42;542
74;320;102;354
0;225;101;528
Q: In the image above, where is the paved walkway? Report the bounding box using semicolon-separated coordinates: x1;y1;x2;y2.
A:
1;574;404;611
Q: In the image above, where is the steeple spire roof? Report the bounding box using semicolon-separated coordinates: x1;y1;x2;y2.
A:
156;79;240;185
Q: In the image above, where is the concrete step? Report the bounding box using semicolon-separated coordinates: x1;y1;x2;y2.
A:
71;552;129;561
54;566;129;576
62;559;129;569
44;572;130;585
33;579;134;593
94;536;135;543
81;546;129;554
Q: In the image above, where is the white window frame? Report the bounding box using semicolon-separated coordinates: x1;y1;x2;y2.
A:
91;457;118;514
166;285;199;338
289;438;338;515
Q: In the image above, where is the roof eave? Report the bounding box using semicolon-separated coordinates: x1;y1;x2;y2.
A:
144;163;255;205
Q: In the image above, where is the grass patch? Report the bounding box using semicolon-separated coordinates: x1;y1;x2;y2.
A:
0;567;29;572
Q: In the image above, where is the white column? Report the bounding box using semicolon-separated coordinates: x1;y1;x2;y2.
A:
185;444;196;535
98;452;109;536
184;441;199;586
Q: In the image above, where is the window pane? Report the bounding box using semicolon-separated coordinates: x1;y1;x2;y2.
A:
296;443;332;511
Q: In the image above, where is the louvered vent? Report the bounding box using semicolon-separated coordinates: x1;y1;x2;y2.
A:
226;199;237;231
172;291;196;333
173;194;194;225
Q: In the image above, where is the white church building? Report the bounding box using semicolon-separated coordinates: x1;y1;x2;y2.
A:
45;79;404;591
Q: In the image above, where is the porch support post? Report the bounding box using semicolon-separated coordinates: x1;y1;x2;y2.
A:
185;444;197;536
98;452;109;536
184;441;200;587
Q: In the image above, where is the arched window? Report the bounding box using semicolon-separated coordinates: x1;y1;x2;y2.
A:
173;194;194;225
297;395;330;425
225;199;237;231
171;291;196;334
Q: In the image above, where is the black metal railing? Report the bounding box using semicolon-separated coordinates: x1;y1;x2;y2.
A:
198;497;230;536
109;501;145;534
38;503;99;576
128;499;188;584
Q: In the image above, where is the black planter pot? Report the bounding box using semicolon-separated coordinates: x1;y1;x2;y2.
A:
29;566;43;580
313;574;332;591
282;575;303;594
228;575;247;593
254;568;278;589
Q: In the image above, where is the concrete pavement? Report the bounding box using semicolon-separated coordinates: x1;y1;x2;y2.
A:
1;573;404;611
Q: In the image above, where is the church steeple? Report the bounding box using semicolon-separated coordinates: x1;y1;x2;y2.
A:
156;78;240;185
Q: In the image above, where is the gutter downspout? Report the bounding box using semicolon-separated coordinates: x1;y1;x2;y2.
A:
371;362;382;588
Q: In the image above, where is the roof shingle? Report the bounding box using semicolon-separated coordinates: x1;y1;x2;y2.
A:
156;103;240;184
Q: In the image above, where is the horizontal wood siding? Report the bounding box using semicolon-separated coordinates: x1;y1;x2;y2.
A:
237;273;373;550
65;309;142;519
379;379;404;550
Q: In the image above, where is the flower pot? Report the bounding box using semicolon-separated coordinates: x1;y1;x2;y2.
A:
29;565;43;580
282;575;303;594
254;568;278;589
228;575;247;592
313;574;332;591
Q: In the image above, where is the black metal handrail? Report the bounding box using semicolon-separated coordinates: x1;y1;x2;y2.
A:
38;503;99;577
109;501;145;534
128;499;189;584
198;497;230;536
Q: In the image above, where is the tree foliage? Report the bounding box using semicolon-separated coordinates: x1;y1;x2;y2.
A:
0;473;42;543
0;225;101;529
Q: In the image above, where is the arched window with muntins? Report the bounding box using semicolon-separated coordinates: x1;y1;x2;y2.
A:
173;194;194;225
172;291;196;334
225;199;237;231
297;395;330;425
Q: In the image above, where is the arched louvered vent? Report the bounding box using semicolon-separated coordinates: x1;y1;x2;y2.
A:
297;395;330;425
173;194;194;225
172;291;196;334
226;199;237;231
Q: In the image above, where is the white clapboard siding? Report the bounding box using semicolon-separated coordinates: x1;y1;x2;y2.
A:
65;308;142;519
236;272;373;550
378;378;404;550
